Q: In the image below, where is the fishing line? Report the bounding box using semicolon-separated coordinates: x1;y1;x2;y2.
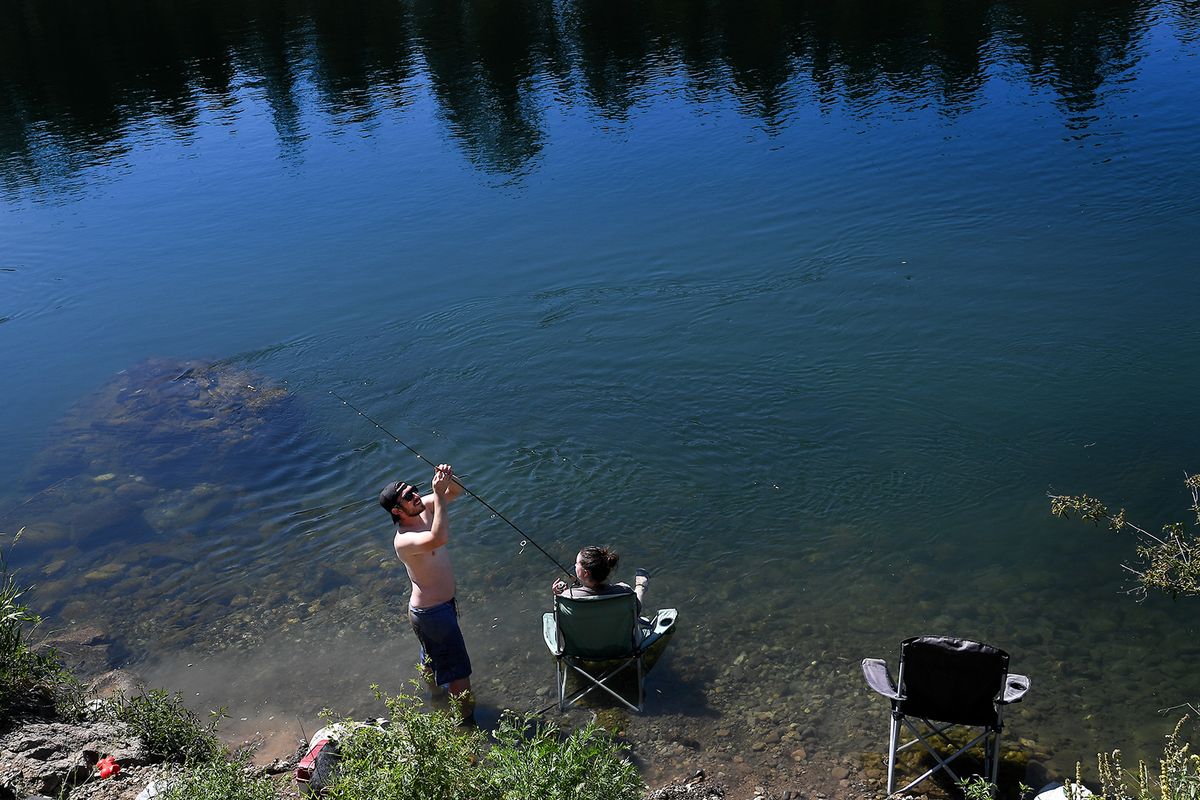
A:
330;390;575;579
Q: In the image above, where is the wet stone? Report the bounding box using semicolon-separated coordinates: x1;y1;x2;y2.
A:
83;563;123;583
16;522;72;549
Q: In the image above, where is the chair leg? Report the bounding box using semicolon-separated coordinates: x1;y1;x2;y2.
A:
890;718;994;797
989;707;1006;783
562;659;642;712
636;656;644;712
886;711;899;796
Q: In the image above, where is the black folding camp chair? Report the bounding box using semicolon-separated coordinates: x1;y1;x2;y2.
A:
862;635;1031;795
541;592;677;712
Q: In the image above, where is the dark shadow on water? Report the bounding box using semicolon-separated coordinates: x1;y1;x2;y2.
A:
546;641;716;728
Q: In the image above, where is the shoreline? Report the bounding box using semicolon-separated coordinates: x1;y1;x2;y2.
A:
4;625;1021;800
17;590;1069;800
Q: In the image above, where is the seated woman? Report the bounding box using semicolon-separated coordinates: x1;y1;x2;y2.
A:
552;545;648;610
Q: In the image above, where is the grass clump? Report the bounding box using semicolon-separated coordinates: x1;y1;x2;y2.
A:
485;712;644;800
325;687;644;800
1;529;80;724
94;689;223;764
328;690;486;800
159;752;279;800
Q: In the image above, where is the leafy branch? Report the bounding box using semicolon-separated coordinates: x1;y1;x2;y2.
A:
1049;472;1200;600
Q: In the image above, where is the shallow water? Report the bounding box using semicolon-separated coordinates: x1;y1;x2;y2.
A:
2;0;1199;789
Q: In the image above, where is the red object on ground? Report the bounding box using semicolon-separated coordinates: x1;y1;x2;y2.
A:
295;738;331;783
97;756;121;779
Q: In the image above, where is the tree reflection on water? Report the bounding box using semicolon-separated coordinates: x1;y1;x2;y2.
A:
0;0;1194;193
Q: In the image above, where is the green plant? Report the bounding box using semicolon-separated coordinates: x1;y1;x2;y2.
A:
961;776;999;800
326;688;489;800
95;689;223;764
1;529;80;724
159;752;279;800
1067;716;1200;800
1050;473;1200;599
485;712;644;800
324;687;645;800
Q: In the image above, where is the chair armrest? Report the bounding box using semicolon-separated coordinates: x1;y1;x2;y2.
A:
862;658;900;699
1001;673;1031;704
639;608;678;651
542;612;561;655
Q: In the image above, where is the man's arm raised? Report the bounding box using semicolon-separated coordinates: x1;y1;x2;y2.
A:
395;464;454;557
418;463;463;506
438;463;465;504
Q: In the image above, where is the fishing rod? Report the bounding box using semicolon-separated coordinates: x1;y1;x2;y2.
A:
330;390;575;579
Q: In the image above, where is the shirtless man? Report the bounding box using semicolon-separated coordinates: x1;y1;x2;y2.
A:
378;463;473;720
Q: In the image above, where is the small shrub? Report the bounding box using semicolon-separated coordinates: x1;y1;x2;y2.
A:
160;753;278;800
486;712;644;800
1069;715;1200;800
96;689;223;764
325;689;644;800
326;690;489;800
1;530;81;724
960;776;998;800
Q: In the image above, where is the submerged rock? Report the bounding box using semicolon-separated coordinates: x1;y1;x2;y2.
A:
12;358;295;552
35;626;117;680
87;670;144;701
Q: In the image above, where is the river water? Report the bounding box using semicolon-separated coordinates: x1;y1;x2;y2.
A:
2;0;1199;792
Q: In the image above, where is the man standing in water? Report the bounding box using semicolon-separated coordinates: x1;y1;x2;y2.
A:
379;463;473;722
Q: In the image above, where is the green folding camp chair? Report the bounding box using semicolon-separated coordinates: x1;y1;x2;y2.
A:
542;592;677;712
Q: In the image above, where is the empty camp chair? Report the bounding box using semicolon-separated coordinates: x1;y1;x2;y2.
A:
542;592;677;712
861;635;1031;796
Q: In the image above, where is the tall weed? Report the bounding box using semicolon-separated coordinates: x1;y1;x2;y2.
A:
327;690;488;800
1069;716;1200;800
486;712;644;800
325;688;644;800
1;530;78;724
159;753;279;800
95;689;223;764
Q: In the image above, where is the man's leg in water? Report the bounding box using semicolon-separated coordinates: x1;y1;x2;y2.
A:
447;677;475;724
409;600;473;722
417;655;444;696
